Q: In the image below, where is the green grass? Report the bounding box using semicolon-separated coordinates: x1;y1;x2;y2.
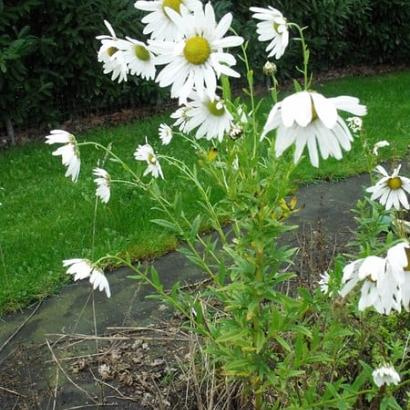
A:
0;70;409;314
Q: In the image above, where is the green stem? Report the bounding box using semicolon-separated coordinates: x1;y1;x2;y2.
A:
155;193;218;281
289;23;310;90
79;141;142;183
161;155;227;244
230;28;258;160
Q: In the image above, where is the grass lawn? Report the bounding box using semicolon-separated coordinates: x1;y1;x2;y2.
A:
0;70;409;314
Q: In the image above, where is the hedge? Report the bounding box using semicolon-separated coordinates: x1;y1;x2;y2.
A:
1;0;409;140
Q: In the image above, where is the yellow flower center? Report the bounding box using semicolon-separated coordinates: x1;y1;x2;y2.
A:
134;45;150;61
183;36;211;65
162;0;182;13
405;248;410;271
310;96;319;121
387;177;402;190
107;47;118;57
207;100;225;117
273;22;281;33
148;153;157;165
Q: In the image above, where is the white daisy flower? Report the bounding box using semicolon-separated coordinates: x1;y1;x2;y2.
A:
229;123;243;140
122;38;156;80
46;130;81;182
93;168;111;204
386;242;410;310
367;165;410;211
346;116;363;133
151;3;244;103
372;140;390;156
135;0;202;41
262;91;367;167
183;91;233;142
372;365;401;388
96;20;128;83
250;7;289;60
318;271;331;295
63;259;111;298
159;124;173;145
340;255;402;315
134;140;164;179
171;106;191;133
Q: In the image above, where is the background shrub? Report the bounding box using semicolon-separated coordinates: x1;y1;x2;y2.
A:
1;0;409;138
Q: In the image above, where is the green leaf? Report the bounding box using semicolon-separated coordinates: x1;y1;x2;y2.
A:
150;219;179;233
255;330;266;353
293;79;303;92
275;335;292;353
216;328;248;344
190;215;202;238
221;75;232;102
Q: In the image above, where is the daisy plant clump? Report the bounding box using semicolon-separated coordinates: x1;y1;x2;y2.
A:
44;2;410;407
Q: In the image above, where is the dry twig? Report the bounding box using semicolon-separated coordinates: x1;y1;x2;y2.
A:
46;339;98;404
0;385;26;398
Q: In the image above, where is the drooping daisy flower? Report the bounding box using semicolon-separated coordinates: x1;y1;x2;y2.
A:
318;272;331;295
367;165;410;210
262;91;367;167
250;7;289;60
96;20;128;83
386;242;410;310
46;130;81;182
372;365;401;387
159;124;173;145
182;92;233;142
93;168;111;204
372;140;390;156
122;38;156;80
346;116;363;134
151;3;244;102
63;259;111;298
135;0;202;41
134;140;164;179
340;254;403;315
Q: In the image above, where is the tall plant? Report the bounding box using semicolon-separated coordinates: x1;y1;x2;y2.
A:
45;1;410;408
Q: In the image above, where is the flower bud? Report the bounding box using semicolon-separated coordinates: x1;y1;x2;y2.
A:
263;61;277;76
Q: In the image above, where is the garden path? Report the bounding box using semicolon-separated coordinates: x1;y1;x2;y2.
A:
0;173;371;353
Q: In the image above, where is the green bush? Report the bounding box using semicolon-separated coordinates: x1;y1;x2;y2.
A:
1;0;409;135
0;0;160;135
228;0;410;76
